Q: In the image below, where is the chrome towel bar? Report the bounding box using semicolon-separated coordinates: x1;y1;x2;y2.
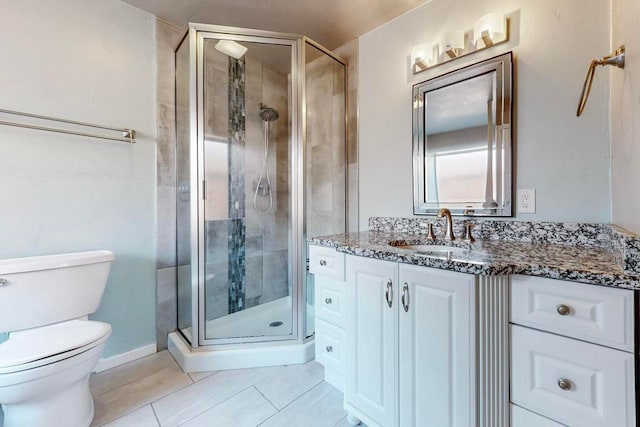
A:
0;108;136;143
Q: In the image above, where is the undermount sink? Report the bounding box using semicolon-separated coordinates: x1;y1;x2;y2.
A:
392;244;468;255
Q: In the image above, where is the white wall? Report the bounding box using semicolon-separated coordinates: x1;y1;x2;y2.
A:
358;0;611;227
0;0;157;357
611;0;640;234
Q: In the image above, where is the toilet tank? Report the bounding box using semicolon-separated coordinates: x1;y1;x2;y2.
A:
0;250;115;333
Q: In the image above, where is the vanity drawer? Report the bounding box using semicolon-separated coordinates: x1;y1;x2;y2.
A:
309;245;345;281
510;275;634;351
511;404;564;427
315;276;346;328
511;325;635;427
315;319;345;375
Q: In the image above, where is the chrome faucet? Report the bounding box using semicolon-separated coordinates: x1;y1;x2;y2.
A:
437;208;455;241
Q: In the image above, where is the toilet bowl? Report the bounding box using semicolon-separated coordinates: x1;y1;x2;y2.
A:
0;251;115;427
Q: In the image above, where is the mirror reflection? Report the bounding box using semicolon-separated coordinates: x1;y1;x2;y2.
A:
413;52;513;216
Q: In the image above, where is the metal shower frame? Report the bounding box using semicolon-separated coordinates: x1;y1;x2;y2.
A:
175;23;348;349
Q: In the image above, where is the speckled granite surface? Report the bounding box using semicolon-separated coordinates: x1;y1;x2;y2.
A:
309;225;640;289
368;217;640;276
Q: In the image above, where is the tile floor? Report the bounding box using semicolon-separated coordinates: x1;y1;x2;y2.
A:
86;351;357;427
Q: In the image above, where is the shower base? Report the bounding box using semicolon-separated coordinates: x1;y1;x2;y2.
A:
168;296;314;372
181;296;293;340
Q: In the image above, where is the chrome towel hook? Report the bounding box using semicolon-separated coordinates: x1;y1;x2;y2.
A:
576;45;625;117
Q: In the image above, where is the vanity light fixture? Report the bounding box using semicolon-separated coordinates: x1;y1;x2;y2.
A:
440;31;465;59
473;13;507;48
215;39;248;59
410;12;509;74
411;44;435;73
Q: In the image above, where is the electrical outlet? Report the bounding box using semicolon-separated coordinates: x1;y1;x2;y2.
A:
518;189;536;213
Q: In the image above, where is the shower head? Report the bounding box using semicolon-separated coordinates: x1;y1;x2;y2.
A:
259;104;279;122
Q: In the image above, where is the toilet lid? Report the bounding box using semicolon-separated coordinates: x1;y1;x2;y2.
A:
0;320;111;369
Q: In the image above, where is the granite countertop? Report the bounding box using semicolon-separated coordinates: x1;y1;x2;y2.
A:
309;230;640;290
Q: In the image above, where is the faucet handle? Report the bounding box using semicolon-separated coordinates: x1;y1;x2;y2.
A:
427;223;436;239
462;223;475;243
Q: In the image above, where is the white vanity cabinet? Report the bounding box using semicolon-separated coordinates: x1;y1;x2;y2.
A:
344;255;483;427
309;245;510;427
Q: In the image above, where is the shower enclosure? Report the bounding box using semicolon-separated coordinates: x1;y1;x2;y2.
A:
170;23;347;368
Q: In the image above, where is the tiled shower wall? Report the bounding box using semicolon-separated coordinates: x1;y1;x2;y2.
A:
335;40;359;233
155;19;358;349
156;20;183;350
201;43;291;322
305;41;359;237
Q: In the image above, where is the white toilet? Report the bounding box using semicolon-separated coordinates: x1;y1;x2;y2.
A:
0;250;115;427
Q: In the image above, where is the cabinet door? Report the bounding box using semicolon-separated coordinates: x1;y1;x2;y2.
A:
345;255;398;427
398;264;475;427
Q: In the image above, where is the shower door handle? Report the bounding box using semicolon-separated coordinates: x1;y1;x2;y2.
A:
202;180;207;200
385;280;393;308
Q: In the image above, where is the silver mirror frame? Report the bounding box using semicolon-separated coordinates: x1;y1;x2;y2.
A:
412;52;513;217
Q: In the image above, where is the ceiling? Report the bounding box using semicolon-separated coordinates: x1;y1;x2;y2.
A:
121;0;430;50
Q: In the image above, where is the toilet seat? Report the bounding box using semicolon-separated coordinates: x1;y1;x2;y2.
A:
0;320;111;375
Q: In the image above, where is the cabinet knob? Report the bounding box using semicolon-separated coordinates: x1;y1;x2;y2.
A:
557;378;572;391
0;278;7;287
325;298;332;305
319;259;327;266
325;345;333;353
556;304;571;316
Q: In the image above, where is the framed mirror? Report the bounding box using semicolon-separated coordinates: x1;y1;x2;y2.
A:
413;52;513;216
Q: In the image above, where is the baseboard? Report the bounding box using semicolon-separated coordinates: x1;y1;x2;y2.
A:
93;343;157;373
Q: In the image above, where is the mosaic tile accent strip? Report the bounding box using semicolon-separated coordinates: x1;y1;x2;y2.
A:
227;57;246;314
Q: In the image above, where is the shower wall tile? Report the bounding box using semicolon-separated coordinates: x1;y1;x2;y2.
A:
176;265;192;332
205;266;229;321
331;94;346;166
204;61;228;138
157;20;183;106
157;103;176;188
348;163;359;233
263;214;289;252
245;255;264;301
262;249;289;304
156;267;177;350
205;220;229;263
310;144;333;212
334;39;359;232
157;185;176;269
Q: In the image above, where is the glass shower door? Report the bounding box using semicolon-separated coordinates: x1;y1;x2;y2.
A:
199;35;297;343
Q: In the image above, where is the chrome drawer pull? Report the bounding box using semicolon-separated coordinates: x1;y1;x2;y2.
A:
325;346;333;353
556;304;571;316
0;278;7;287
325;298;332;305
557;378;572;391
385;280;393;308
319;259;327;266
